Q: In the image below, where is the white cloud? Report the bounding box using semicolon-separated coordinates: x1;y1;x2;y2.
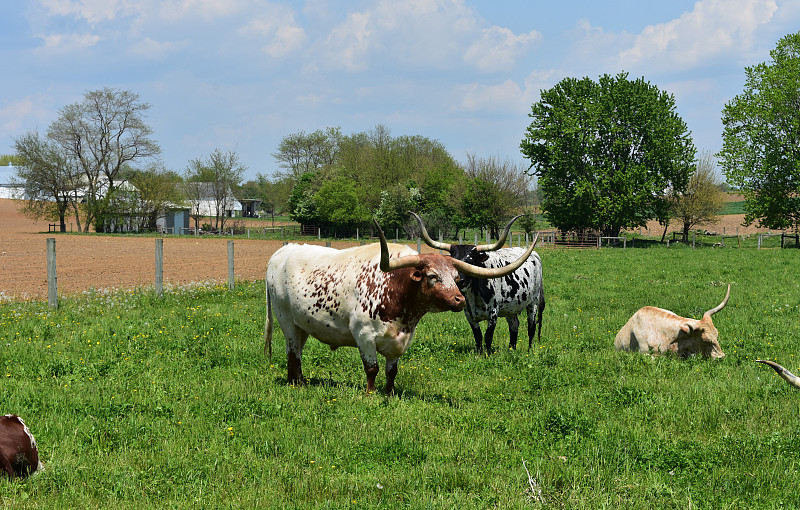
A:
37;32;102;52
37;0;131;24
617;0;778;70
0;97;51;138
239;7;307;58
36;0;248;25
323;11;374;72
464;26;542;73
456;69;556;114
127;37;188;59
155;0;248;22
457;80;526;113
320;0;535;73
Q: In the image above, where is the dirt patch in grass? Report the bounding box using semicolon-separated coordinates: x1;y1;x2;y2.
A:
0;199;360;300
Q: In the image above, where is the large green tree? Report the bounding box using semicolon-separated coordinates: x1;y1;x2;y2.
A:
314;176;370;235
520;73;696;237
718;31;800;231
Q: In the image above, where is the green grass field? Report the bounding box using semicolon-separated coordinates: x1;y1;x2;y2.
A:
2;247;799;508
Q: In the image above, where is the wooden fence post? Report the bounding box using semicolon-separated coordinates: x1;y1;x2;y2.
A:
417;238;422;254
228;240;235;290
155;238;163;297
46;238;57;309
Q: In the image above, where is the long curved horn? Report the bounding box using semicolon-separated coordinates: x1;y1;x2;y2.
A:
476;215;523;252
452;233;539;278
375;219;423;272
755;359;800;389
704;284;731;317
409;212;451;251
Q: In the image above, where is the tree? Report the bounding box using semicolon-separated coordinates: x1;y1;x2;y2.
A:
12;130;83;232
374;182;422;237
186;149;246;232
240;173;293;226
183;181;206;232
0;154;23;166
314;176;370;235
47;87;160;232
128;164;184;231
459;154;531;239
718;31;800;231
520;73;696;237
671;153;727;242
272;127;341;181
287;172;320;226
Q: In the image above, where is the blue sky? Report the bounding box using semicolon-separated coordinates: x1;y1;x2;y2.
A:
1;0;798;183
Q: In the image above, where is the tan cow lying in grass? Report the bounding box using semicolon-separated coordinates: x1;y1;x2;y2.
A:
614;284;730;358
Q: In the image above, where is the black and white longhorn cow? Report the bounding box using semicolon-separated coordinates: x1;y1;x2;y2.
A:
412;213;544;353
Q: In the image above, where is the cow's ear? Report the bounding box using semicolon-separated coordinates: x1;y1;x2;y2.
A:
680;323;693;334
410;269;424;281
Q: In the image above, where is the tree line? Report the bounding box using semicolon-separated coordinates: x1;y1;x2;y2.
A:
6;31;800;238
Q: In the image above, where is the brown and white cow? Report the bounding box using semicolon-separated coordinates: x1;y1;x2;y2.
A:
614;284;730;358
264;220;536;393
0;414;41;479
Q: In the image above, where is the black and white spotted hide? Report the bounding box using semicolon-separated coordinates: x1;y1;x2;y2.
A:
450;245;544;353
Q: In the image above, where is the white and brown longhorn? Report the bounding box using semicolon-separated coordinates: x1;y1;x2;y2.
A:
1;414;41;479
614;284;731;358
755;360;800;389
264;220;536;393
411;212;544;353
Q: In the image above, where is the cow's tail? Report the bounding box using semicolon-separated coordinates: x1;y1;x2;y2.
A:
264;271;273;361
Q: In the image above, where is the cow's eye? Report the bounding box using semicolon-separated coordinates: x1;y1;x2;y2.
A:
427;274;440;286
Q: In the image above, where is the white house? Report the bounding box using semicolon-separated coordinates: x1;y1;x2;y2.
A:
184;182;245;218
0;165;24;199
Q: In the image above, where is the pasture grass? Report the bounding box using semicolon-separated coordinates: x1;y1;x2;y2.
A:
2;247;800;508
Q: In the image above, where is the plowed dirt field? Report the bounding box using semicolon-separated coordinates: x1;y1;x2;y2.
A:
0;199;360;300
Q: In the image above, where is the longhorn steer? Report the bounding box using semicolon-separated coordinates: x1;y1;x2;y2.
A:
614;284;731;358
412;212;544;353
755;360;800;389
264;220;536;393
0;414;41;479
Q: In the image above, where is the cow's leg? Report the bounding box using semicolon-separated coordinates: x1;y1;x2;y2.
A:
527;304;539;349
465;311;484;353
469;322;484;353
385;358;399;395
284;326;309;386
506;315;520;350
357;340;380;393
484;313;498;354
535;294;545;344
